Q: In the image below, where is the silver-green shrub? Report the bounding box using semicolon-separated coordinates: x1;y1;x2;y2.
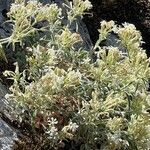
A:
1;0;150;149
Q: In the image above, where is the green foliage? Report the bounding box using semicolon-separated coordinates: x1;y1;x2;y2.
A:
1;0;150;149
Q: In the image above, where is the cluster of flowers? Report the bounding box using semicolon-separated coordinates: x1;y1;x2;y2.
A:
1;0;150;149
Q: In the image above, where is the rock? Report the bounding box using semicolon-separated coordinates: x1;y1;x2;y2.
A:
0;0;12;39
0;0;11;12
0;83;11;117
104;33;127;55
0;118;18;150
0;83;18;150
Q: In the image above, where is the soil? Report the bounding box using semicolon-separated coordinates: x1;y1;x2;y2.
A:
83;0;150;56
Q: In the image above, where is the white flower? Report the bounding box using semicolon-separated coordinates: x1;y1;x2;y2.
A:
47;126;58;139
83;0;93;10
48;117;58;126
68;121;79;132
100;20;115;29
122;22;136;30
